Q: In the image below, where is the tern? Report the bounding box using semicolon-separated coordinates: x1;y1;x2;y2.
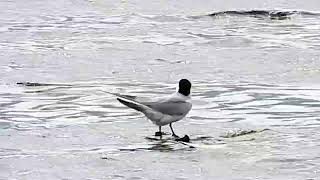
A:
110;79;192;138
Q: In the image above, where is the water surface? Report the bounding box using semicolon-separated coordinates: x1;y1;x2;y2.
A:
1;0;320;179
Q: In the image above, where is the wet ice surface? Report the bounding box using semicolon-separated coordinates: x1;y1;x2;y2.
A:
1;0;320;179
1;81;320;179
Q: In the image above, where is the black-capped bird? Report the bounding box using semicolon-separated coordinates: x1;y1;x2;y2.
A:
110;79;192;138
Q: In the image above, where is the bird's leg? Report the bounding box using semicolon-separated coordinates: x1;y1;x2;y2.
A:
169;123;179;138
155;126;163;137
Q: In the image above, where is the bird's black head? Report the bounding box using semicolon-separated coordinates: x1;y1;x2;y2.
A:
178;79;191;96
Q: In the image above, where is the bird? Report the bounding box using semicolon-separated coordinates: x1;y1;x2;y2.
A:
110;79;192;138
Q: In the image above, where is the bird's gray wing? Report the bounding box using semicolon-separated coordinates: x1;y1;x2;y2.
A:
103;90;191;116
146;101;192;116
106;92;153;113
117;98;146;112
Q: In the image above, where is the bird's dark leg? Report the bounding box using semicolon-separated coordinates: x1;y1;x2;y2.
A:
155;126;163;137
169;123;179;138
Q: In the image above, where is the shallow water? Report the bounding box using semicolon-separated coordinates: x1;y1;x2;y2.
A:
1;0;320;179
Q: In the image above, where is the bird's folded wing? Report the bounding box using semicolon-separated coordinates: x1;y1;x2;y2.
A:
116;97;165;123
103;91;156;114
146;101;192;116
103;90;191;116
116;98;149;112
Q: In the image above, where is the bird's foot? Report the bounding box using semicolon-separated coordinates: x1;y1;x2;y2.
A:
175;135;190;142
155;131;165;136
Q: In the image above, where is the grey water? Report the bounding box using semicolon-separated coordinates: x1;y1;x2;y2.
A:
1;0;320;179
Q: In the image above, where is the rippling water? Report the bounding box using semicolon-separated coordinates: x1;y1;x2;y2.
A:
1;0;320;179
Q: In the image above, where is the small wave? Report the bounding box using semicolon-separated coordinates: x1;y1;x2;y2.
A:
220;128;270;138
16;82;72;87
207;10;320;19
